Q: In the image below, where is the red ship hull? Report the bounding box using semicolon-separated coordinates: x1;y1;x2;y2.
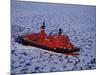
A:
16;33;80;55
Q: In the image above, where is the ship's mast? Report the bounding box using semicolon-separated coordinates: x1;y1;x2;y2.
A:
58;28;63;35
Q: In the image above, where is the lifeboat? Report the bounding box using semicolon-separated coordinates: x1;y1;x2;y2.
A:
15;22;80;55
